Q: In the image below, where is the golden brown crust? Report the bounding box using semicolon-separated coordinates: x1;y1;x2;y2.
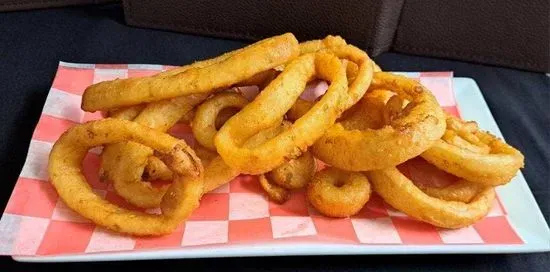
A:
367;167;495;229
307;167;371;217
312;73;446;171
48;119;203;236
421;115;524;185
82;33;300;111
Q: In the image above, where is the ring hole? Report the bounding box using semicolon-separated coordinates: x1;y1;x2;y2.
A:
333;180;346;188
215;107;241;129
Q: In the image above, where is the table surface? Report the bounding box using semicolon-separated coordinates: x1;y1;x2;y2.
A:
0;3;548;271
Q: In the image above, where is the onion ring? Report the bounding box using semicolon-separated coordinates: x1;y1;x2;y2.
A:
259;174;291;204
259;150;316;203
421;115;524;186
238;69;280;90
145;144;241;193
351;92;492;204
82;33;300;111
441;130;491;154
397;157;489;203
338;89;391;131
417;180;488;203
215;52;354;174
48;118;203;236
286;98;314;122
287;36;377;122
178;88;260;125
178;108;196;124
110;116;290;209
286;59;377;122
299;35;380;74
215;108;240;129
299;36;375;109
104;91;250;207
299;35;348;54
101;36;295;208
202;121;292;192
306;167;371;217
143;156;173;181
190;145;241;193
108;105;144;120
367;167;495;229
312;72;446;171
101;94;206;208
202;122;294;192
266;151;316;190
192;92;249;151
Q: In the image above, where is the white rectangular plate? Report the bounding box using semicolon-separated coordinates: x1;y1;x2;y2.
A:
14;77;550;262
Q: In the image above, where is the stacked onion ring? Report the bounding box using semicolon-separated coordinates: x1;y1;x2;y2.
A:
357;89;523;228
45;33;525;236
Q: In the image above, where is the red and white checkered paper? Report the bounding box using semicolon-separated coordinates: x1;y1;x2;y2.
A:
0;62;523;257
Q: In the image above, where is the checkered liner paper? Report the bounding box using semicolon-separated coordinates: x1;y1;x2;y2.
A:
0;62;523;257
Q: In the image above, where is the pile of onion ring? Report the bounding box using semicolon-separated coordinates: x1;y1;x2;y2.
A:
359;89;523;228
46;33;524;236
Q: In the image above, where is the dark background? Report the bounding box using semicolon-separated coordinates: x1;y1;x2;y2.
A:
0;3;548;271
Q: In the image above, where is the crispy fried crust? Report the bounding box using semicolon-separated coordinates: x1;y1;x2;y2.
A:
421;115;524;186
312;72;446;171
215;53;349;174
367;167;495;229
82;33;300;111
48;119;203;236
307;167;371;217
